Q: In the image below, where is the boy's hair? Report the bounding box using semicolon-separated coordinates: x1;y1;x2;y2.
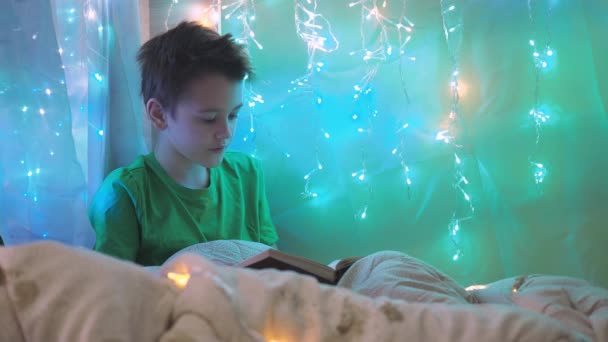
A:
137;21;252;113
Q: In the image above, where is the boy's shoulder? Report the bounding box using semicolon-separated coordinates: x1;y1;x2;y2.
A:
103;155;148;186
221;151;261;173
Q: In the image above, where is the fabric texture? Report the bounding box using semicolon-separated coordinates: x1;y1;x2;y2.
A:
2;241;601;342
337;251;474;304
89;151;278;265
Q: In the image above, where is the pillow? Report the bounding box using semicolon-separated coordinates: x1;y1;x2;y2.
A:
0;241;176;341
337;251;471;304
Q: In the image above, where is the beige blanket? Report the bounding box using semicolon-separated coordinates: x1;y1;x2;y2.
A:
1;242;606;341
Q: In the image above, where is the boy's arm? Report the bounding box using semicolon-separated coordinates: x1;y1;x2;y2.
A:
254;160;279;247
89;183;140;262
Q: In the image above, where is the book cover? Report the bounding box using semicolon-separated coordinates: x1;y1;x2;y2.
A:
237;249;361;285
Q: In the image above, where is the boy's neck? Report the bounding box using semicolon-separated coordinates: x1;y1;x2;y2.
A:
153;140;210;189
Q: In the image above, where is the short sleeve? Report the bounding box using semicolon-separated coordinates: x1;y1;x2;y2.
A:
88;177;140;262
253;159;279;246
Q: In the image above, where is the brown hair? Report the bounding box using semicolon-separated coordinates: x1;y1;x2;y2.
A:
137;21;252;112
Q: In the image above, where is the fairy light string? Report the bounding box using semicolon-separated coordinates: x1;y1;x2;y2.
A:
438;0;474;261
527;0;554;191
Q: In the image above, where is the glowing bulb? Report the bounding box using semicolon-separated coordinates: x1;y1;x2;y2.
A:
435;130;449;141
358;174;365;181
36;168;40;174
94;73;103;82
167;272;191;289
98;130;104;136
324;132;330;139
453;253;459;261
27;171;33;177
542;61;547;68
39;108;45;115
406;178;412;185
317;163;323;170
392;148;397;155
533;52;540;57
45;88;52;96
464;193;470;201
317;97;323;104
86;9;96;20
455;154;461;164
529;40;535;46
547;49;553;56
352;114;358;120
449;5;455;11
22;106;28;112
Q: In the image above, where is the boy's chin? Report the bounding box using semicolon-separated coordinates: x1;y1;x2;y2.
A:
196;155;224;168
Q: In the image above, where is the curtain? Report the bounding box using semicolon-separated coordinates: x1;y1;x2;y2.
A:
0;0;145;247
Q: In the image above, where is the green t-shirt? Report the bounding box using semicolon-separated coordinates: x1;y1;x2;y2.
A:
88;152;278;266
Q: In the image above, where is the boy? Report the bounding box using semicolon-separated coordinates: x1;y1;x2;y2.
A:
89;21;278;266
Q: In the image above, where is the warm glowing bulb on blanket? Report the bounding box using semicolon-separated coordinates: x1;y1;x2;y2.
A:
167;272;191;289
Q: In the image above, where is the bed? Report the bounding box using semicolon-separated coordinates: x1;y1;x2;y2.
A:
1;241;606;341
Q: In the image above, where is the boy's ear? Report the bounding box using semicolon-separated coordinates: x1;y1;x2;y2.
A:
146;98;168;130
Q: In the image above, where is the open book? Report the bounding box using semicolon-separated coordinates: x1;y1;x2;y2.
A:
237;249;362;285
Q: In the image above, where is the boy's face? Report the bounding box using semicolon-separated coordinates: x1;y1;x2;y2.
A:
166;74;243;167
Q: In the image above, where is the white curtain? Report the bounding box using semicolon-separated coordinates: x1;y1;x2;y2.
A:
0;0;145;247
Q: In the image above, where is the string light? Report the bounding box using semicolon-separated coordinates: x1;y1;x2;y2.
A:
527;0;554;191
289;0;340;200
222;0;262;49
439;0;474;261
347;1;416;218
165;0;222;32
166;271;191;289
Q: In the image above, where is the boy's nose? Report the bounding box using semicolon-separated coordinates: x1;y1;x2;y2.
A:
215;119;232;139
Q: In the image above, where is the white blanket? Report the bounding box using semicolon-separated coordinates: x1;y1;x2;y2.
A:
1;241;606;341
